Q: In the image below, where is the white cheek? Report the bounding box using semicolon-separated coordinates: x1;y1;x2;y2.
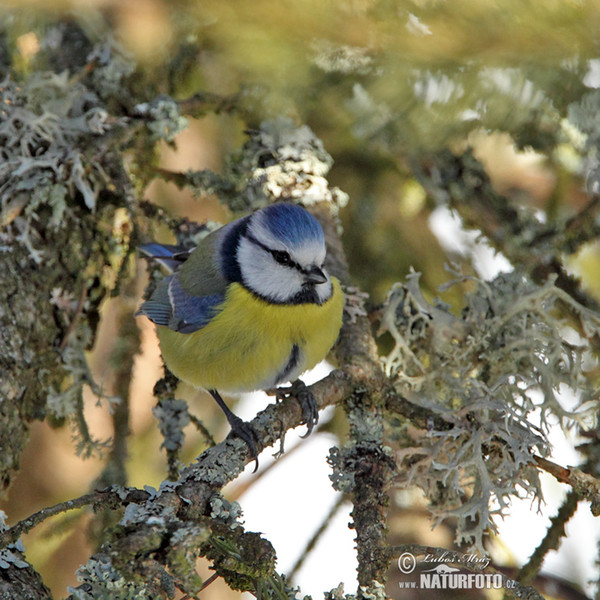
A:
238;239;304;302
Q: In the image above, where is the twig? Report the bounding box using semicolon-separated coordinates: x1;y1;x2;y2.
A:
533;455;600;515
153;167;192;189
384;389;454;432
198;573;218;592
0;487;150;549
104;303;139;486
515;490;579;585
188;412;217;448
333;292;395;589
177;90;241;117
0;371;352;551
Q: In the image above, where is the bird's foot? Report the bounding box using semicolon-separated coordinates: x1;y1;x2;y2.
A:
208;389;260;472
226;412;260;472
277;379;319;439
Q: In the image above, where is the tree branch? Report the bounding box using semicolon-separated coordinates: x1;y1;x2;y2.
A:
0;488;151;549
534;455;600;515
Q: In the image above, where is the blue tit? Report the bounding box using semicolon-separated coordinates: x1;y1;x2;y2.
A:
136;203;344;468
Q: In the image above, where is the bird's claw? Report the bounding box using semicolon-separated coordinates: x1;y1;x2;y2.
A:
277;380;319;438
225;412;260;472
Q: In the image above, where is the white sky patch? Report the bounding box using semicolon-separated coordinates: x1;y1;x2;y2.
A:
583;58;600;88
235;432;357;597
428;206;513;279
406;13;432;36
460;108;481;121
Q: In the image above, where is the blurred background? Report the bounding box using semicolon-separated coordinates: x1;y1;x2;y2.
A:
2;1;600;598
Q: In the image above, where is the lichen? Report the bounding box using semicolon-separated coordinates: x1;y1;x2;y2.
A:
0;69;115;233
153;398;190;452
325;583;354;600
47;322;116;458
224;117;349;214
134;95;188;142
342;286;369;324
209;494;244;528
357;581;387;600
327;446;355;494
380;267;598;551
0;511;28;570
86;38;136;101
207;528;277;592
68;553;154;600
165;523;210;593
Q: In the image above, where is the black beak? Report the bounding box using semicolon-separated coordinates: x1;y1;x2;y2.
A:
304;265;328;285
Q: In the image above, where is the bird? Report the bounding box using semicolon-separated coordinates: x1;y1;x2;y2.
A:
136;202;344;469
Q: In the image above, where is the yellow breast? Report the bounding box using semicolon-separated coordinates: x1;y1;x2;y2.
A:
156;278;344;392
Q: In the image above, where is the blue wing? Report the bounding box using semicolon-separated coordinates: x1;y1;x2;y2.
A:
167;274;224;333
139;243;192;273
137;239;226;334
137;273;224;334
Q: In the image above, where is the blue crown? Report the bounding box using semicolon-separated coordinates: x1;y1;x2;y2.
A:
262;203;324;247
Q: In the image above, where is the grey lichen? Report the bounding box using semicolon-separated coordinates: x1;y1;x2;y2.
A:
68;553;154;600
0;35;136;483
153;397;190;452
0;511;28;570
206;527;277;592
134;95;188;142
119;489;178;528
209;494;244;528
86;38;136;101
165;523;210;593
381;267;598;552
325;583;355;600
224;117;349;214
0;69;116;230
48;323;116;458
0;23;199;493
327;446;355;493
101;486;211;597
357;581;387;600
180;439;249;488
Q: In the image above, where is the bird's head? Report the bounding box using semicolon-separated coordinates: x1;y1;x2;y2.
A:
235;203;333;305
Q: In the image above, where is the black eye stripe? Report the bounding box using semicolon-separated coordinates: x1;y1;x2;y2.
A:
245;232;304;272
